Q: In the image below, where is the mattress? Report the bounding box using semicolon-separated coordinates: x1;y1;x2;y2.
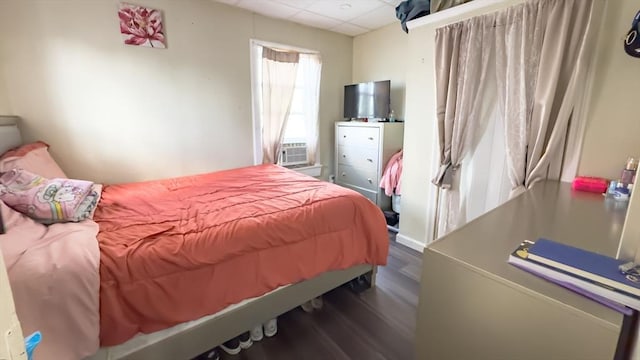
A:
95;164;389;346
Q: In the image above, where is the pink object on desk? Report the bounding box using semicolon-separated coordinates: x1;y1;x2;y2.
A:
572;176;608;193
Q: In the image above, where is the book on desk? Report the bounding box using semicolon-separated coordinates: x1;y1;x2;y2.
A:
508;239;640;314
528;239;640;297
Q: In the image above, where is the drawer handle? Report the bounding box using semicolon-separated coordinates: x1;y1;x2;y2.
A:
342;172;346;177
366;158;373;162
368;137;374;140
368;178;373;183
343;154;346;158
343;135;347;138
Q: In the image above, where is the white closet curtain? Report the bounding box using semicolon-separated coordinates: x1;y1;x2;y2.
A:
456;73;511;228
432;16;495;235
433;0;602;237
261;47;299;164
298;53;322;165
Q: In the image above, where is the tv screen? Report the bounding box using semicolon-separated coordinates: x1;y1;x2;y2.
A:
344;80;390;119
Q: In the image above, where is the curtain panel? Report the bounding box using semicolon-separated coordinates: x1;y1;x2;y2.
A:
432;16;495;235
495;0;601;196
433;0;601;236
299;53;322;165
261;47;299;164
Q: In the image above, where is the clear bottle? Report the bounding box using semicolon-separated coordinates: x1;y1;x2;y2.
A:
389;110;396;122
621;157;638;185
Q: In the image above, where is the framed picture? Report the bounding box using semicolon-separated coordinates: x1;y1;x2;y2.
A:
118;3;166;48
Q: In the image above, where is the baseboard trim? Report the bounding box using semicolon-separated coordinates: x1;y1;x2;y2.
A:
396;233;425;253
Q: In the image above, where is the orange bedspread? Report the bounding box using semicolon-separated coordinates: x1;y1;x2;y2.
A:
95;165;388;346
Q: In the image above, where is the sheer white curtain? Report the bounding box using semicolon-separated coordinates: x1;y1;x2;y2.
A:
457;70;511;226
494;0;601;196
261;47;299;164
298;53;322;165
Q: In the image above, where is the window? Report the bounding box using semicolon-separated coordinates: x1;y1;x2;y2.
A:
283;74;308;144
250;40;322;166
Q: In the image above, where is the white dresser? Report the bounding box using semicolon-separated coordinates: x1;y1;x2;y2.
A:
334;121;404;209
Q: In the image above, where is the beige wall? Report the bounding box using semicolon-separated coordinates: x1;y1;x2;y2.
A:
352;23;428;249
0;0;352;183
349;14;435;249
352;24;408;120
396;24;438;249
0;71;10;114
579;0;640;180
353;23;432;250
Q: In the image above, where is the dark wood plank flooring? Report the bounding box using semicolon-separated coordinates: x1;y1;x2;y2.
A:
222;233;422;360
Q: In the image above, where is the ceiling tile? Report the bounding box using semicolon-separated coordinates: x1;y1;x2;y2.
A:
272;0;316;10
289;10;342;29
306;0;384;21
235;0;301;19
213;0;402;36
330;22;369;36
380;0;403;6
350;4;397;29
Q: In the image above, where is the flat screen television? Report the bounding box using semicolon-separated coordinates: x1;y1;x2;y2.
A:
343;80;390;119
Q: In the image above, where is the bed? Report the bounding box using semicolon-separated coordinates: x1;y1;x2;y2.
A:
0;116;389;360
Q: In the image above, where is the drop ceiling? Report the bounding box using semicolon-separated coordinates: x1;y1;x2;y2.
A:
215;0;403;36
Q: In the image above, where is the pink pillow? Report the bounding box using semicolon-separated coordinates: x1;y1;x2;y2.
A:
0;142;67;179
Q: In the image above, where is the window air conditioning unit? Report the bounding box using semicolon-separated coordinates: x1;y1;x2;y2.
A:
280;142;308;166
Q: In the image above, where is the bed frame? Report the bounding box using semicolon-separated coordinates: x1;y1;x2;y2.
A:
0;115;378;360
108;266;376;360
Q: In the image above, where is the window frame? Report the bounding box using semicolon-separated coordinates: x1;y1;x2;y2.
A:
249;39;320;165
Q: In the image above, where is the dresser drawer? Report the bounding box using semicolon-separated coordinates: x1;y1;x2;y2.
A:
337;126;380;149
337;164;378;191
337;183;378;204
337;145;379;171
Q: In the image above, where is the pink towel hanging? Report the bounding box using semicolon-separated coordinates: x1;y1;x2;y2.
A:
380;150;403;196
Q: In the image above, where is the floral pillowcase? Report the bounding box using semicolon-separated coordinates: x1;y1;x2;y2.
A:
0;169;100;224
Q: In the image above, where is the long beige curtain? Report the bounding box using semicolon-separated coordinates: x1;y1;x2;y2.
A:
433;0;601;236
495;0;600;197
431;0;473;14
432;16;495;235
261;47;299;164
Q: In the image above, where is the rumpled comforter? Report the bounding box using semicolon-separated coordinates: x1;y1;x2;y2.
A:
96;165;389;346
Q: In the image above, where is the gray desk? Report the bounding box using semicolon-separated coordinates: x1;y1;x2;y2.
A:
416;181;628;360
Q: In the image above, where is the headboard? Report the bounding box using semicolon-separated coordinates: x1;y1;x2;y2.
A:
0;116;22;154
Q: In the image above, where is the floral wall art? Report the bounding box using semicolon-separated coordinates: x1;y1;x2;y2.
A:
118;3;166;48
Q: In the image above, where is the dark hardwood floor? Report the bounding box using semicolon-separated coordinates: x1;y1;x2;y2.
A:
221;233;422;360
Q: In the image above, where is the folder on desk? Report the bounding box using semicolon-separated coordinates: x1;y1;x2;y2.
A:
508;239;640;314
528;239;640;297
